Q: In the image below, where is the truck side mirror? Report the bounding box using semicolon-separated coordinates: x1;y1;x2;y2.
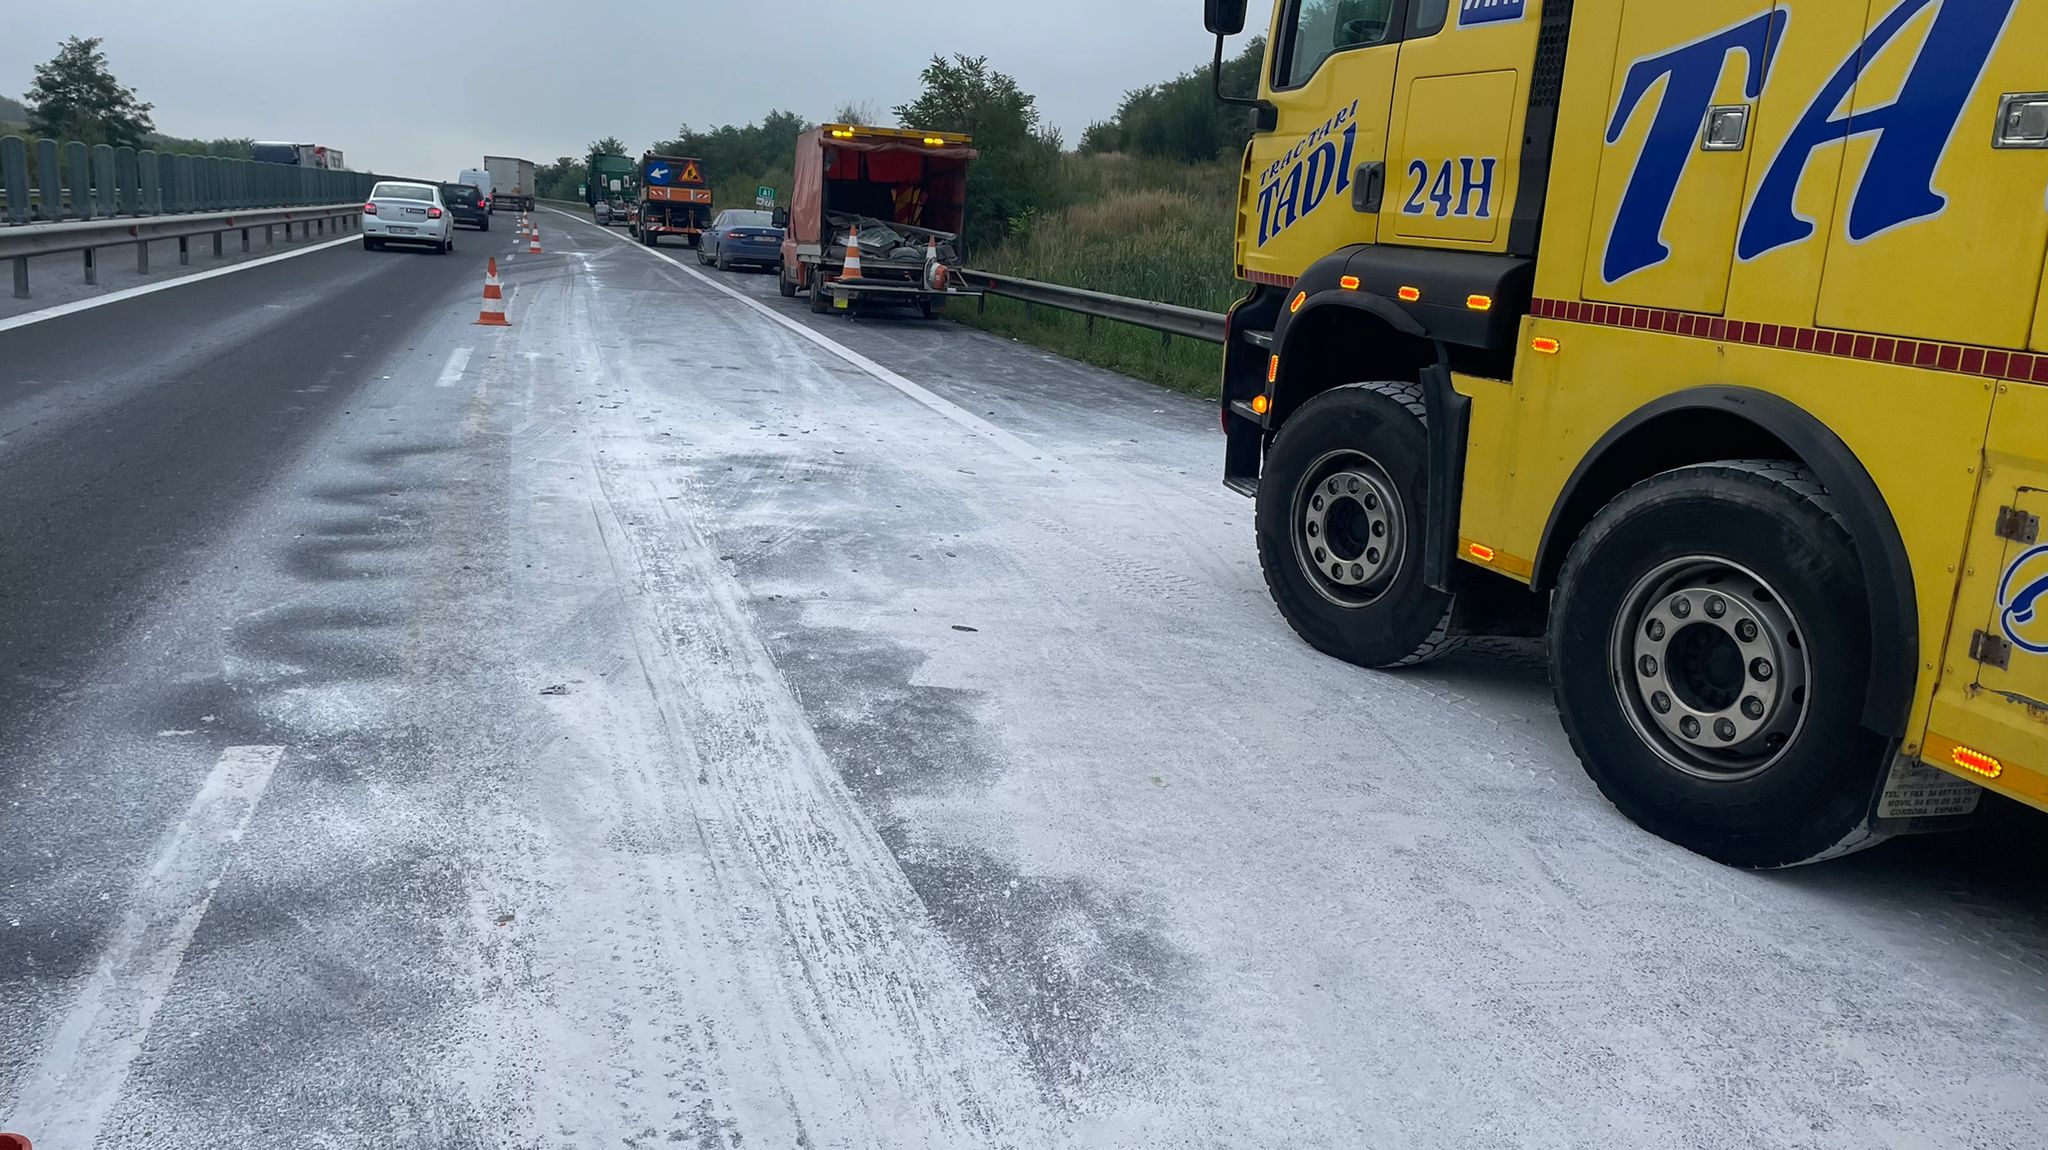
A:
1205;0;1248;35
772;207;789;229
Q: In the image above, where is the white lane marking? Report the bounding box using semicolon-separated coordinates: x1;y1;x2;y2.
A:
543;206;1050;468
2;745;286;1146
435;345;474;388
0;235;359;335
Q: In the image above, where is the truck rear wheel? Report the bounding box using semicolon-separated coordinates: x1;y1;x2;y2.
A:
1255;382;1459;669
1549;461;1889;868
778;264;798;298
809;276;831;314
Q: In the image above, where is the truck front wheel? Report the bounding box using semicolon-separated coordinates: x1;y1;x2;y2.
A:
778;264;798;298
1549;461;1889;868
1255;382;1459;670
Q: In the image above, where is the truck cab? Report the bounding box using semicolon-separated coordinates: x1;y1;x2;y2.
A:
1205;0;2048;866
634;154;712;248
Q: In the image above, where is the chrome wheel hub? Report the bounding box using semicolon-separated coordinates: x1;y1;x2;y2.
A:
1612;558;1811;781
1293;452;1404;607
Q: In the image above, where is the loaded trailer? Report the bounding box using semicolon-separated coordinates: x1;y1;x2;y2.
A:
776;125;984;319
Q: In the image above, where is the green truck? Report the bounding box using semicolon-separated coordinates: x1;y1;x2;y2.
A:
585;152;639;228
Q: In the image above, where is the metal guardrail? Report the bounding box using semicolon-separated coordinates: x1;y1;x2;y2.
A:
957;268;1227;345
4;203;365;299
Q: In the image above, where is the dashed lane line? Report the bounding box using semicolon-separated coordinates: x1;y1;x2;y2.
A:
2;745;287;1148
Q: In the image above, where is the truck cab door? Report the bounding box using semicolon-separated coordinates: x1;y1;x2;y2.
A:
1383;0;1547;252
1239;0;1405;282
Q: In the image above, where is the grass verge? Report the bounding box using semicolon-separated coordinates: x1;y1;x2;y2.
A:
954;152;1243;399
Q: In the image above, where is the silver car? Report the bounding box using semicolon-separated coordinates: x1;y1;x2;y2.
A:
362;181;456;254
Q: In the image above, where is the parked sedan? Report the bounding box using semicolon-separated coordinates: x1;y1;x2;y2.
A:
440;183;491;231
363;182;455;253
698;209;783;272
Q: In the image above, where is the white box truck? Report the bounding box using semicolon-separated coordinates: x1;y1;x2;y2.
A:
484;156;535;213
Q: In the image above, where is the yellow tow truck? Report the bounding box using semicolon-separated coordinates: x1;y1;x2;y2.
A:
1203;0;2048;865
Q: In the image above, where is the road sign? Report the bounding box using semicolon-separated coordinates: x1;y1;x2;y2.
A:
755;185;776;208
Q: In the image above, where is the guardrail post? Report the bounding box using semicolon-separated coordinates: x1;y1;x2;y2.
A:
1086;314;1096;337
136;237;149;274
37;139;60;220
92;144;116;217
138;149;161;214
1160;331;1171;351
241;227;250;252
11;256;27;299
212;230;224;259
65;141;91;219
114;146;138;214
82;245;97;286
178;235;189;265
1;136;28;224
264;223;274;246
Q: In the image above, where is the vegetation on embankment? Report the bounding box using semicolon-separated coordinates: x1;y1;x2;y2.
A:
953;153;1241;398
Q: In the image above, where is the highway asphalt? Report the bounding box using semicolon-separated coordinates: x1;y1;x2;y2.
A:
1;204;2045;1148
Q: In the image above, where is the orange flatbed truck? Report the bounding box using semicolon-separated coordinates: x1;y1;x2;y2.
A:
634;154;711;248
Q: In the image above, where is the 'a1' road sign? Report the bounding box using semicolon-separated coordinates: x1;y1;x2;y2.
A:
755;185;776;208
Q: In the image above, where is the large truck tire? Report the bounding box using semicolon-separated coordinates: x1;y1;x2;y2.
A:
809;276;832;314
1549;460;1890;868
778;265;798;298
1255;382;1459;670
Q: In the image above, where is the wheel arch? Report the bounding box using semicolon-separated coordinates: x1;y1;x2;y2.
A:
1533;387;1918;737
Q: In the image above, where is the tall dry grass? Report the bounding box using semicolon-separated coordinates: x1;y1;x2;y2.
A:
957;152;1243;397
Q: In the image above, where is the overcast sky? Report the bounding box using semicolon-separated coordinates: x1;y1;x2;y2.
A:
8;1;1244;177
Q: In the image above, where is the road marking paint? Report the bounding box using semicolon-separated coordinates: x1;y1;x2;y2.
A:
543;207;1050;467
436;346;474;388
0;236;359;335
1;745;286;1146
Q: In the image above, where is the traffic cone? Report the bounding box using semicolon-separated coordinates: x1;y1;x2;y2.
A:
923;235;946;291
841;223;863;280
529;224;542;255
476;258;510;326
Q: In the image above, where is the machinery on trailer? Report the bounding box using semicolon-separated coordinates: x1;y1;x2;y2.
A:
776;125;984;318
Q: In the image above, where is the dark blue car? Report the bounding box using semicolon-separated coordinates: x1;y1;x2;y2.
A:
698;209;784;272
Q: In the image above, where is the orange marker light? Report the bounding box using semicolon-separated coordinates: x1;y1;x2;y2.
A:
1339;275;1360;290
1468;543;1497;563
1267;355;1280;384
1289;291;1307;314
1531;337;1561;355
1951;745;2003;779
1251;394;1271;415
1466;294;1493;311
1398;286;1422;302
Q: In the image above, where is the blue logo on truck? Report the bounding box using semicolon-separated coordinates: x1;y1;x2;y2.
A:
1599;0;2017;283
2000;545;2048;656
1461;0;1526;26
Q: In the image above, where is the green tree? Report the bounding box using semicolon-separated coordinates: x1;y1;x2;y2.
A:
590;136;629;157
1092;37;1265;163
24;36;155;147
536;156;588;201
831;101;877;127
893;54;1064;251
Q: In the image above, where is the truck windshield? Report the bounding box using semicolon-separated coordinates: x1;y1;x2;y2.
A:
1280;0;1396;88
251;143;299;164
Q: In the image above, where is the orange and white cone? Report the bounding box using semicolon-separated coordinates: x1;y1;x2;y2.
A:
841;224;863;280
476;257;509;326
923;235;946;291
528;224;542;255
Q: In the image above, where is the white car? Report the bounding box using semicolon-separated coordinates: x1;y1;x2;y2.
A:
362;181;455;254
